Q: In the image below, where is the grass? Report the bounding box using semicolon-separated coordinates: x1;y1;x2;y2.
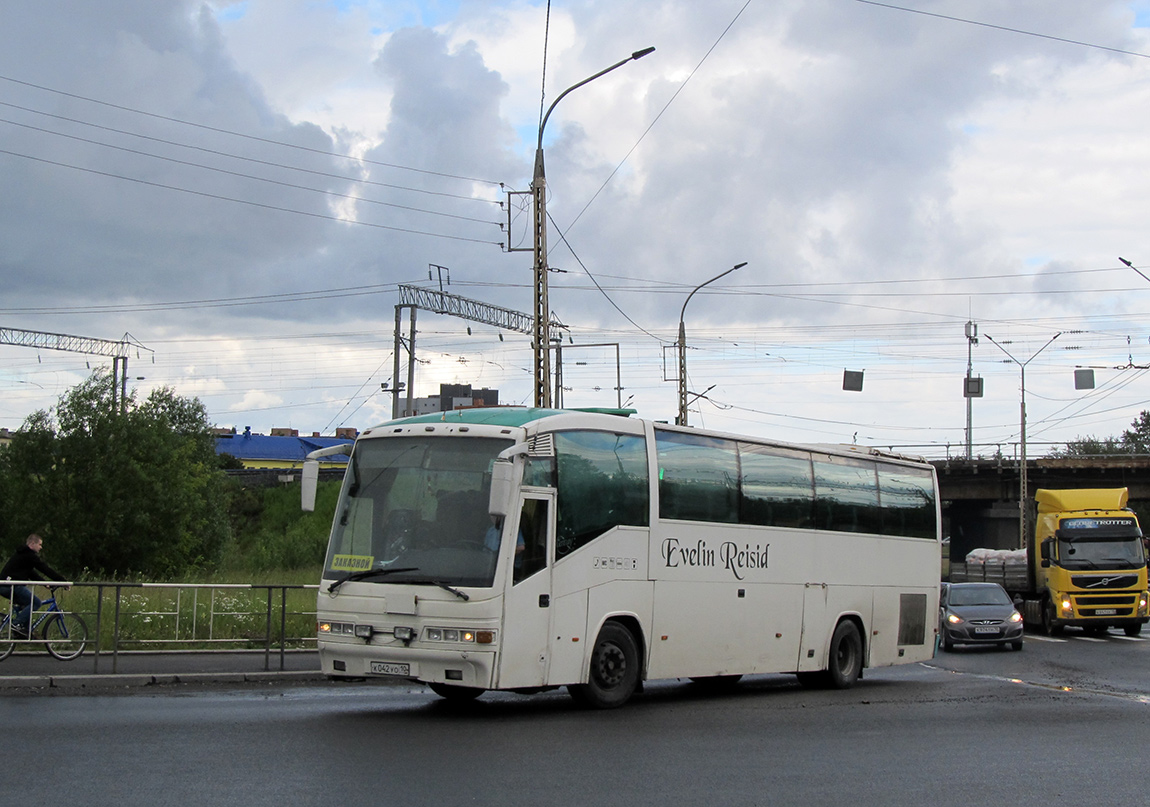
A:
36;570;323;652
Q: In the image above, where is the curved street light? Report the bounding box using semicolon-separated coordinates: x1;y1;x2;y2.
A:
985;331;1061;548
531;47;655;408
678;261;748;426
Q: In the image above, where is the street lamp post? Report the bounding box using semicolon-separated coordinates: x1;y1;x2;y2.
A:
677;262;747;426
985;332;1061;548
531;46;655;408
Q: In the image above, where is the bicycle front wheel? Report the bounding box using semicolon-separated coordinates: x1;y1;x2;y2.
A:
42;612;88;660
0;619;17;662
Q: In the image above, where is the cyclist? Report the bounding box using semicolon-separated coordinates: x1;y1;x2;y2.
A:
1;533;69;637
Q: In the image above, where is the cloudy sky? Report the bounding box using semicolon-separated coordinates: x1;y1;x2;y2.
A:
2;0;1150;457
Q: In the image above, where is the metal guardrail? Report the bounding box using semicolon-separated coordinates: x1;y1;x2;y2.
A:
2;580;319;674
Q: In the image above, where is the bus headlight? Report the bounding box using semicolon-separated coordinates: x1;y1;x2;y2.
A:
318;621;355;636
424;627;496;644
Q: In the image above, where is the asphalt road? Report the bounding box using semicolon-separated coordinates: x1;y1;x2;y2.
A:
2;627;1147;807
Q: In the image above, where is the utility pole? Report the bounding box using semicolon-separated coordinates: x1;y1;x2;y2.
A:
677;262;746;426
531;47;655;408
964;321;980;458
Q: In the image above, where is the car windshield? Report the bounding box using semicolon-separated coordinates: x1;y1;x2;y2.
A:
948;585;1011;607
323;435;513;588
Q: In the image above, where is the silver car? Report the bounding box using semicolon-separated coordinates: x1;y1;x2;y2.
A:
940;582;1024;651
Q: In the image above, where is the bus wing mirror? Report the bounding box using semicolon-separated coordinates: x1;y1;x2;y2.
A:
301;443;353;512
489;442;529;517
302;460;320;512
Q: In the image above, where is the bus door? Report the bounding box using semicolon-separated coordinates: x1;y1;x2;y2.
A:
798;581;829;670
496;492;554;688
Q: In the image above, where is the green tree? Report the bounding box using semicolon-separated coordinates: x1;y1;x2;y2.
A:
1050;435;1127;458
0;369;230;577
1120;410;1150;454
1055;410;1150;457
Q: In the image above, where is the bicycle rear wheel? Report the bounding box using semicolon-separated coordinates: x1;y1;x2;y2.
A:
42;612;88;660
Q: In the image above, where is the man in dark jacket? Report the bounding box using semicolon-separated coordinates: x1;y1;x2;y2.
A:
1;533;68;637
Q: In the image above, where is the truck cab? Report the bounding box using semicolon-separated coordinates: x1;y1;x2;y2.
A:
1033;488;1149;636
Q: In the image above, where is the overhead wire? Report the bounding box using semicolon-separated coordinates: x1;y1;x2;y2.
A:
0;99;502;205
0;72;506;185
853;1;1150;60
0;147;504;246
0;117;503;227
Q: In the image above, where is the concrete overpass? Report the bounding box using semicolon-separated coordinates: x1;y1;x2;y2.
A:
932;455;1150;561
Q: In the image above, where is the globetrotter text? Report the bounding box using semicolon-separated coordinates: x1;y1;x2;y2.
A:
660;537;770;581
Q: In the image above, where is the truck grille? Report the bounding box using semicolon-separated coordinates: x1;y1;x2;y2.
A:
1070;574;1139;590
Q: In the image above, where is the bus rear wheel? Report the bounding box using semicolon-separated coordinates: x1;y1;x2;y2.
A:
568;622;640;709
797;620;863;690
826;620;863;689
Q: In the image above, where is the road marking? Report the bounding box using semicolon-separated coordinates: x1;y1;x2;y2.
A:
1023;634;1067;643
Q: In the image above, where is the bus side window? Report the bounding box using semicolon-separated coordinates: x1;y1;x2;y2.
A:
514;499;549;585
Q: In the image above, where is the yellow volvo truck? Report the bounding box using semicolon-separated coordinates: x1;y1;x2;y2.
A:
1028;489;1148;636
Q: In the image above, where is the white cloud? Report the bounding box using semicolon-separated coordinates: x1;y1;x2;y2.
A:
1;0;1149;453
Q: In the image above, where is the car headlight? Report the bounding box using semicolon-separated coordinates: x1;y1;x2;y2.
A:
946;612;963;625
1009;611;1023;624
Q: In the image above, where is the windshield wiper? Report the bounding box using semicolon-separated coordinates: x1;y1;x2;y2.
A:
327;567;419;594
416;580;470;601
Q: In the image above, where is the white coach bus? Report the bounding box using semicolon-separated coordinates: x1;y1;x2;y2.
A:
304;407;940;708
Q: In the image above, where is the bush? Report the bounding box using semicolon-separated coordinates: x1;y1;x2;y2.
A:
222;480;339;573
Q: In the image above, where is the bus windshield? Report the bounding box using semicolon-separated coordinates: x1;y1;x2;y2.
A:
324;436;513;588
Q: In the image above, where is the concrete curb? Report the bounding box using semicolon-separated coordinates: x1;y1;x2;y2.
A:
0;669;327;691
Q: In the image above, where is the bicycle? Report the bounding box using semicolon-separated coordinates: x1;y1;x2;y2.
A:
0;586;89;661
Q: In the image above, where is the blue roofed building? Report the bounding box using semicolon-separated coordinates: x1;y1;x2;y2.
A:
215;426;355;470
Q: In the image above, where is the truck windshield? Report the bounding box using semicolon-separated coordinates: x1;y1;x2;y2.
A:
1056;533;1145;570
323;436;513;588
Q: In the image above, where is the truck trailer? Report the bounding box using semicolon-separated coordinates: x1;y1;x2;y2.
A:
950;488;1149;636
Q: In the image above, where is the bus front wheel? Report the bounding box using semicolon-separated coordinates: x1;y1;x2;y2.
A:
428;683;484;703
569;622;640;709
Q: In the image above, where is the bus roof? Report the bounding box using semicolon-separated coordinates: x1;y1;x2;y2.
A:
379;407;637;429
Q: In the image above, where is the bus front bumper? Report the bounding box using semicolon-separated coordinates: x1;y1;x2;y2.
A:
318;638;497;689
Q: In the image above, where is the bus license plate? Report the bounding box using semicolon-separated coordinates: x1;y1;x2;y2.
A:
1095;609;1117;616
370;661;410;676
